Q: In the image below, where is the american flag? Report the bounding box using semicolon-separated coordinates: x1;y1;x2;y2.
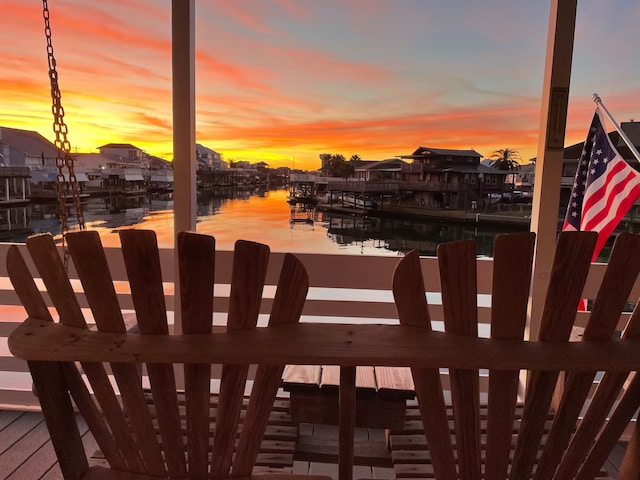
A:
563;109;640;259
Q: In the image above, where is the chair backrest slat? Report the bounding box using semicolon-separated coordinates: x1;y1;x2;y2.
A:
576;373;640;479
534;232;640;479
212;240;270;477
26;234;151;474
438;240;481;480
6;246;52;322
67;231;126;333
509;232;597;480
567;297;640;479
120;230;185;477
233;253;310;474
393;250;456;480
178;232;216;476
485;232;535;480
27;234;86;328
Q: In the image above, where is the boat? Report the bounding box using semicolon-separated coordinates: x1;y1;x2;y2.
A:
286;193;318;207
342;194;377;210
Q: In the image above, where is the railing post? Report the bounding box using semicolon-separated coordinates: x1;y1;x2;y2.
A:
172;0;196;334
528;0;577;341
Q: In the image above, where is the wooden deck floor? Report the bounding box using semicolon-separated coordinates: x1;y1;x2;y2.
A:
0;407;626;479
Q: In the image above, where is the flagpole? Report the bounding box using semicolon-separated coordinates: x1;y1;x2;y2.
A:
592;93;640;163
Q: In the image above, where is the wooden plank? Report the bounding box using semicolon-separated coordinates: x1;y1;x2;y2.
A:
283;365;322;389
61;364;126;471
212;240;270;477
576;374;640;479
437;240;481;480
26;234;86;328
288;392;406;430
340;366;357;480
120;229;184;477
321;366;376;392
510;231;597;480
0;417;59;479
25;233;147;474
6;245;52;322
28;361;88;480
65;231;134;471
234;253;309;475
0;412;43;455
392;250;456;480
485;232;535;480
295;435;392;467
373;366;415;399
535;232;640;480
178;231;215;476
16;319;640;371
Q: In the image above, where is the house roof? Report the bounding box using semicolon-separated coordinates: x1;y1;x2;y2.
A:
196;143;221;156
355;158;406;171
562;130;640;167
0;126;58;158
98;143;142;150
400;146;482;159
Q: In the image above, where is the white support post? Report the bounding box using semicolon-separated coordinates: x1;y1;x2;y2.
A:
171;0;196;334
528;0;578;340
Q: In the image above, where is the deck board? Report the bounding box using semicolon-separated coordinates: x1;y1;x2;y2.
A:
0;407;627;479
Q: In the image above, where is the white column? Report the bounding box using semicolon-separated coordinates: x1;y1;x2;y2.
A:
171;0;196;333
528;0;577;340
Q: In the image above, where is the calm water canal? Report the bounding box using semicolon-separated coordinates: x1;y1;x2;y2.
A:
4;188;526;256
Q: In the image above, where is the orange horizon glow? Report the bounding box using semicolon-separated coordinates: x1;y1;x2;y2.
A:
2;2;640;171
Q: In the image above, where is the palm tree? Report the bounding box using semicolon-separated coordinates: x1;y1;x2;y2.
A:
490;148;521;171
490;148;521;201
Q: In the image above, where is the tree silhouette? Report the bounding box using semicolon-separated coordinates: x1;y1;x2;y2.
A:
490;148;521;171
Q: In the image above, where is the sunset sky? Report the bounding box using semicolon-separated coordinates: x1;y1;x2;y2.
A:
2;1;640;170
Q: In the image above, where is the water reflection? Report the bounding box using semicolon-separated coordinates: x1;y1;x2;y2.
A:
321;212;523;257
0;188;528;256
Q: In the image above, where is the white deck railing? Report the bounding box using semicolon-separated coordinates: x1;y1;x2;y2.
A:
0;242;637;411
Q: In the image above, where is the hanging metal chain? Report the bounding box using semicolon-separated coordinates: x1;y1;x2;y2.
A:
43;0;85;261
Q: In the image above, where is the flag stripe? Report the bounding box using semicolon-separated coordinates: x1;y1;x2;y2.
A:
582;166;640;231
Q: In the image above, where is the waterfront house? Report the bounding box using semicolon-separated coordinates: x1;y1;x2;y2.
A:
147;154;174;192
0;128;33;204
398;146;510;209
0;125;87;200
96;143;150;194
196;143;227;170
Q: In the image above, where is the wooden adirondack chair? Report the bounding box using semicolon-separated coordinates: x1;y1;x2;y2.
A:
391;231;640;479
6;230;330;480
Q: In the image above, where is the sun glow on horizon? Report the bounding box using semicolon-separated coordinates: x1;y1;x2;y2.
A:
2;1;640;171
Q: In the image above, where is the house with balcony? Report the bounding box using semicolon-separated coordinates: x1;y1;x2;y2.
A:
0;126;88;200
398;146;510;209
0;128;33;205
